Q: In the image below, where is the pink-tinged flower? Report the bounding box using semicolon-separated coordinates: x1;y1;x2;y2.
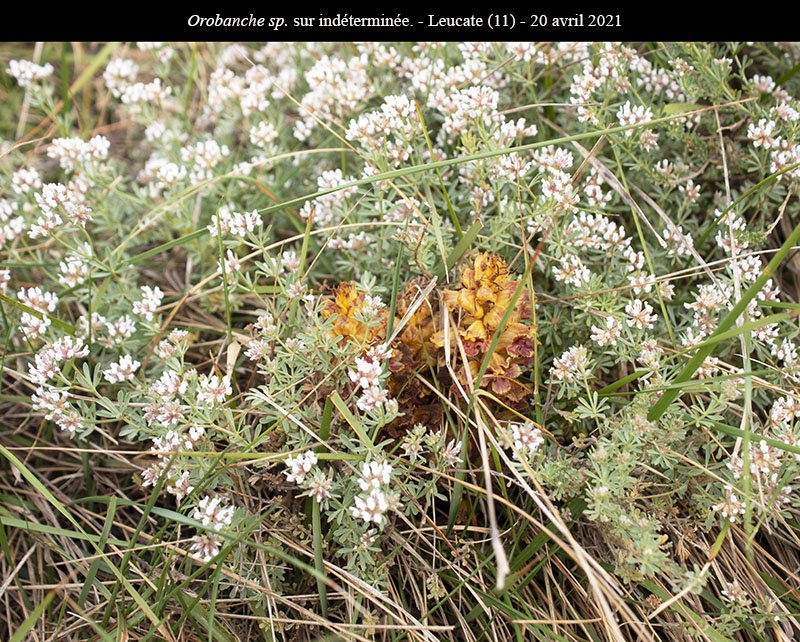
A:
197;373;232;406
193;495;235;530
190;533;222;561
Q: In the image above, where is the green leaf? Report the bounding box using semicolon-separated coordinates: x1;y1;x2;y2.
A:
330;391;374;450
9;591;55;642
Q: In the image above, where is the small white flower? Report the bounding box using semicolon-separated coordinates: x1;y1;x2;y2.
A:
356;385;389;412
751;74;775;94
350;487;390;525
713;485;745;523
7;59;54;87
197;374;232;406
303;469;334;505
11;167;42;194
747;118;776;149
510;421;544;459
132;285;164;321
552;254;591;287
590;317;622;347
190;533;221;561
616;100;653;136
358;461;393;491
103;355;141;383
193;495;235;530
249;121;278;148
348;356;383;390
550;345;590;384
284;450;318;484
168;470;194;503
625;299;657;330
219;249;241;277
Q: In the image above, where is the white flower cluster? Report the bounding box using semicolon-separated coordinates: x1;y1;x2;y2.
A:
746;117;800;181
181;140;230;183
713;485;745;523
565;211;630;252
533;146;579;214
30;181;93;238
616;101;654;136
590;317;623;347
299;168;358;229
17;286;59;340
493;155;532;189
350;460;397;526
662;224;695;257
58;243;92;288
154;328;189;359
0;199;26;250
190;495;235;562
249;121;278;149
137;157;188;196
438;85;501;142
346;94;417;168
550;344;590;385
207;205;261;238
197;373;232;406
132;285;164;322
47;135;110;171
205;62;286;119
509;421;544;460
750;74;776;95
7;59;54;87
552;254;591;287
407;44;507;122
140;426;204;502
142;369;192;427
11;166;42;194
284;450;318;484
769;395;800;430
103;355;141;383
103;58;139;97
720;438;792;521
283;450;334;506
633;55;685;101
28;335;86;385
28;336;90;435
691;282;731;328
348;342;394;413
294;54;372;140
505;42;537;62
569;44;641;124
120;78;171;105
625;299;658;330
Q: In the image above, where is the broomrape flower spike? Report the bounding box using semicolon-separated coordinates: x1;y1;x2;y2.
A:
431;252;536;405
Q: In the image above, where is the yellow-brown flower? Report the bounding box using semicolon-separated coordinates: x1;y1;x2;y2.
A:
432;253;536;406
321;282;386;346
